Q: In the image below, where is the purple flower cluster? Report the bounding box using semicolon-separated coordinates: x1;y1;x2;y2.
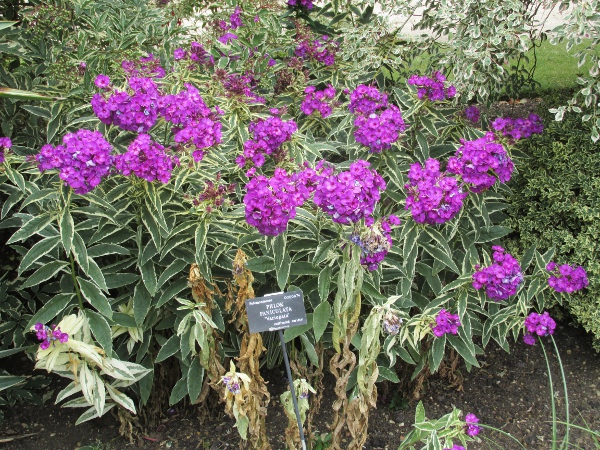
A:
491;114;543;141
34;322;68;350
220;72;265;104
288;0;313;9
348;84;388;116
472;246;523;301
36;130;114;194
91;76;161;132
189;174;236;213
159;84;222;161
295;35;337;66
173;42;215;67
408;71;456;101
115;134;179;183
464;413;481;437
382;310;402;335
243;167;314;236
523;311;556;345
222;376;241;395
405;158;467;225
313;160;386;225
350;215;401;270
301;85;336;118
447;132;514;193
236;116;297;168
0;137;11;164
354;105;406;153
348;84;406;152
432;309;460;337
218;33;238;45
121;54;165;79
546;262;589;293
464;105;480;123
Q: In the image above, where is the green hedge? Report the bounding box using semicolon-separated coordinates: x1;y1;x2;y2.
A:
504;91;600;350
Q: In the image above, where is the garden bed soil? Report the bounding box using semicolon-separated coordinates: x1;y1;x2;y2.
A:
1;322;599;450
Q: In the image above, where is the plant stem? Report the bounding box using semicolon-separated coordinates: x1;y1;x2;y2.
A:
70;252;84;310
540;339;557;450
551;336;570;449
477;423;527;449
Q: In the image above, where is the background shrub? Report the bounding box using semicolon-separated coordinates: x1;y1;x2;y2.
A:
504;90;600;350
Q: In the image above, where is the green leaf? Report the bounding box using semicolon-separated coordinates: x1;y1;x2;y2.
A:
169;376;188;406
7;214;54;244
140;260;157;296
430;334;446;372
72;232;89;273
245;256;274;273
78;278;112;319
156;335;181;362
18;236;61;275
300;334;319;367
22;260;67;288
133;283;152;325
194;221;209;265
0;21;17;31
318;266;332;302
157;259;187;290
361;281;386;301
59;209;75;254
187;357;204;404
85;310;113;357
83;257;108;292
0;87;57;101
21;189;58;208
313;240;337;265
312;301;331;342
475;226;512;243
276;252;291;291
21;105;51;120
0;347;27;359
377;366;400;383
25;293;74;331
447;335;479;367
0;376;27;392
421;243;460;274
273;233;286;273
157;278;189;308
415;400;426;423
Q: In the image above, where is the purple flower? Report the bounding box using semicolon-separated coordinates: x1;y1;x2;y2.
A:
447;132;514;193
36;130;114;194
491;114;543;142
229;7;243;29
295;34;337;66
254;15;260;22
546;262;588;293
408;71;456;102
243;168;314;236
472;246;523;301
432;309;460;337
301;84;336;118
34;322;68;349
121;54;165;79
404;158;467;225
0;137;11;164
349;84;388;115
314;160;386;225
218;33;238;44
353;105;406;153
523;311;556;345
351;215;401;270
464;105;480;123
115;134;179;184
464;413;481;436
92;77;161;132
94;74;111;89
222;376;241;395
174;48;186;60
288;0;314;10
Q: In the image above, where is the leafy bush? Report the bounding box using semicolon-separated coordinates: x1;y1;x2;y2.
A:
504;91;600;350
0;2;593;449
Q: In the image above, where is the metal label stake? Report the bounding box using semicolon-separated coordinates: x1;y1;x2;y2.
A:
245;290;308;450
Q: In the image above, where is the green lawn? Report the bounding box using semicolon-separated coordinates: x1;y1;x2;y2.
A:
520;39;599;92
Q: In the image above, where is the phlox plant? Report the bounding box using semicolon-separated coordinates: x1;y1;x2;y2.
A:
0;0;592;447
